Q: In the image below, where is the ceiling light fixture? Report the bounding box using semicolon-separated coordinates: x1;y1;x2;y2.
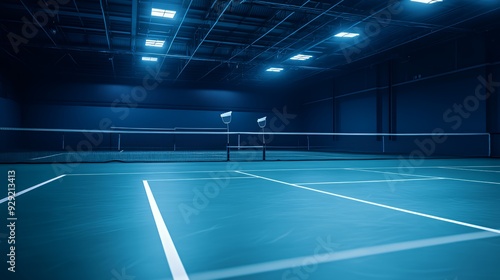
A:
266;67;284;72
290;54;313;61
334;32;360;38
151;8;176;18
145;39;165;47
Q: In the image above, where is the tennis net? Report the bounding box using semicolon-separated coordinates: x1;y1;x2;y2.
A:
0;127;491;163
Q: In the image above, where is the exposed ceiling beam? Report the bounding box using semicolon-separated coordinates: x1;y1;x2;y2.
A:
226;0;346;81
20;43;332;71
247;0;473;33
197;0;312;81
156;0;194;80
99;0;111;50
174;0;234;81
19;0;58;47
131;0;138;52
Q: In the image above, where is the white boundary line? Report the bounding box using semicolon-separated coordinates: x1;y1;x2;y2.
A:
296;177;444;185
439;166;500;173
30;153;66;160
65;165;500;177
235;171;500;234
349;168;500;186
143;180;189;280
67;171;225;176
0;175;66;204
189;231;500;280
148;177;256;182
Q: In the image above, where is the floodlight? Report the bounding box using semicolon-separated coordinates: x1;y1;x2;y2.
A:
220;111;232;124
257;117;267;128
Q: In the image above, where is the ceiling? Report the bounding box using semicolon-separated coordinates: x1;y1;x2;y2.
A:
1;0;499;85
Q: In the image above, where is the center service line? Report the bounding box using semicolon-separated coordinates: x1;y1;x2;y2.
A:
143;180;189;280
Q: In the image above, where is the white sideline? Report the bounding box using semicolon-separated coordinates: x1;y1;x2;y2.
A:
235;171;500;234
0;175;66;204
30;153;66;160
439;166;500;173
296;177;444;185
348;168;500;186
148;176;256;182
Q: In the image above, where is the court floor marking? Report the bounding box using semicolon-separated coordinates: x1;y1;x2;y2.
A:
188;231;500;280
67;171;235;176
148;176;256;182
64;164;500;177
235;171;500;234
30;153;67;160
349;168;500;186
142;180;189;280
344;168;439;179
238;165;500;173
439;166;500;173
0;175;66;204
295;177;445;185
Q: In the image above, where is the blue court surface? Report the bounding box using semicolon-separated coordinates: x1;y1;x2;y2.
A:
1;158;500;280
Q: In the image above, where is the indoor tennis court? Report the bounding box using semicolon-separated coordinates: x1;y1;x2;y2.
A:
2;0;500;279
1;159;500;279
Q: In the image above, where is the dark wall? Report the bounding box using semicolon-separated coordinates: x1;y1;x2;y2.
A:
394;68;487;133
20;81;294;112
0;73;20;127
15;80;302;151
0;73;21;152
299;33;495;156
0;97;20;127
487;63;500;156
298;79;334;132
20;81;302;129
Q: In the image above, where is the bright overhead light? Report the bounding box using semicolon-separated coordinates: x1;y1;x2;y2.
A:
142;57;158;62
266;67;284;72
145;39;165;47
410;0;442;4
151;8;176;18
334;32;360;38
290;54;313;61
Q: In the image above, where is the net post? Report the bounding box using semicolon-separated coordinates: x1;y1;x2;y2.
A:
226;124;230;161
257;117;267;161
382;135;385;153
118;133;121;151
263;144;266;160
262;128;266;161
307;135;310;151
238;133;240;150
488;133;491;157
62;134;65;150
